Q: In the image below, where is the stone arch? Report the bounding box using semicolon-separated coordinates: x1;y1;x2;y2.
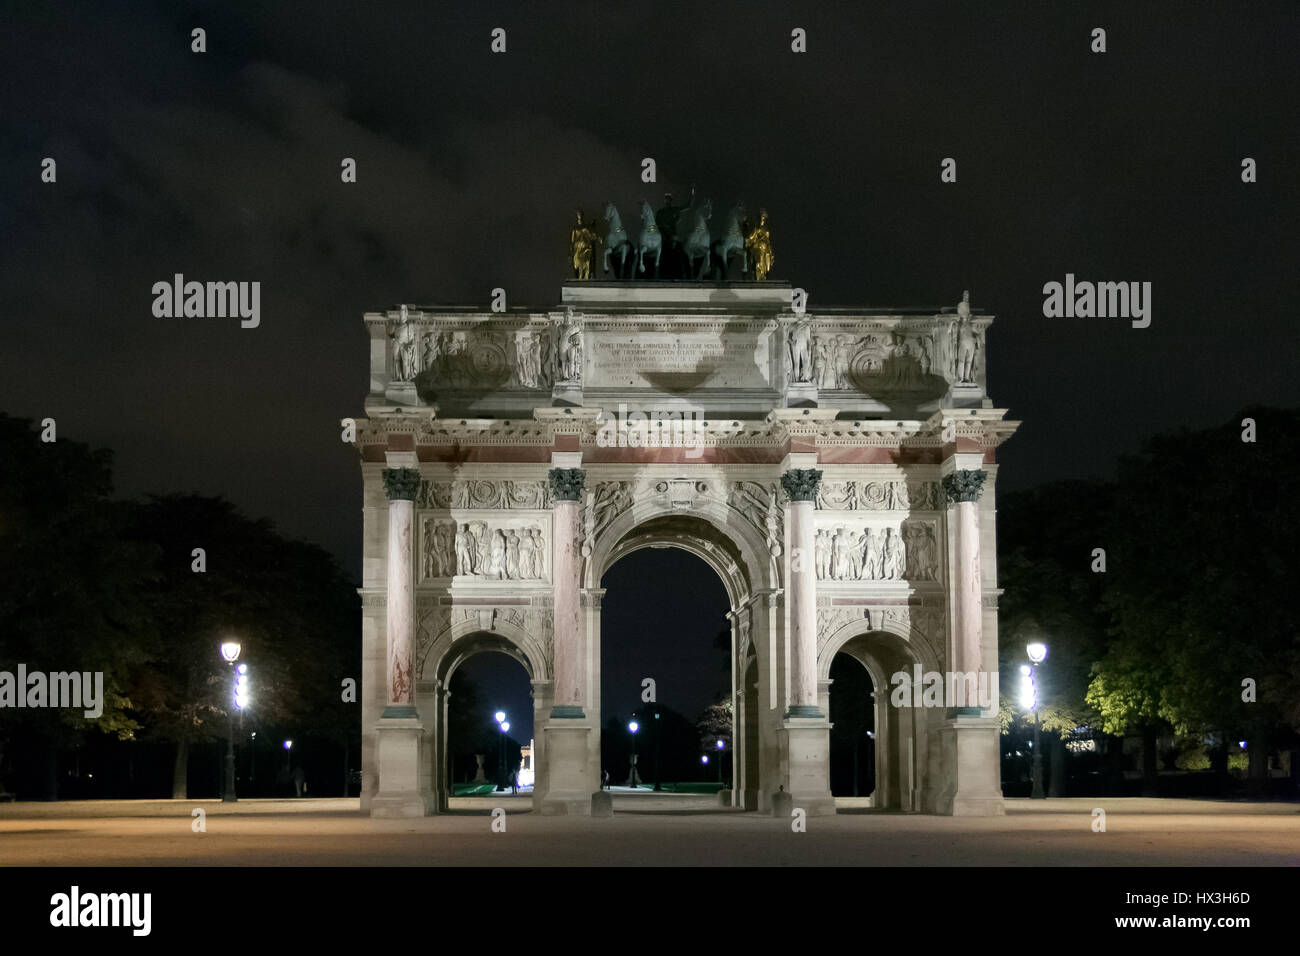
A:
419;610;551;686
422;622;547;812
585;495;778;809
585;493;775;605
818;621;939;812
818;614;942;681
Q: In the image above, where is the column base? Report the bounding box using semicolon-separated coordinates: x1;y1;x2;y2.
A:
931;715;1005;816
370;717;435;818
783;384;818;407
778;717;836;816
551;384;583;407
540;721;594;816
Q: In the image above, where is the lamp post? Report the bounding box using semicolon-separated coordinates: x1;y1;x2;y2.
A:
1026;641;1048;799
219;641;241;802
715;738;726;784
652;711;662;792
626;720;641;788
494;712;508;791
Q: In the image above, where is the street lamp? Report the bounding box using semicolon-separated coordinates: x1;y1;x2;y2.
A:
1025;642;1048;799
626;720;641;788
219;641;241;802
652;711;662;792
715;738;726;785
495;713;509;791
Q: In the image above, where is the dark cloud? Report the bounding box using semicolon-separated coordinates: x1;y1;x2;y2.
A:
2;1;1298;573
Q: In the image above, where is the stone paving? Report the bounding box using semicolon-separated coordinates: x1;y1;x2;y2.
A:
0;797;1296;866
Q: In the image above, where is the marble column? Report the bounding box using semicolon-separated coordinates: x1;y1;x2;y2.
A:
382;467;420;717
781;468;822;718
942;468;986;714
549;467;586;718
540;466;594;814
371;465;433;817
932;466;1001;815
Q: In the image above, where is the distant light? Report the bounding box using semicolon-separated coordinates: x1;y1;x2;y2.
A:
701;755;708;764
1019;665;1031;676
716;739;725;750
1026;642;1048;664
237;663;248;674
220;642;241;663
1019;670;1036;711
494;711;506;724
501;722;510;733
629;721;639;734
1239;740;1247;750
283;740;292;750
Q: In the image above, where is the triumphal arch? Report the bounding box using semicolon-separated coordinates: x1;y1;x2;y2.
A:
356;252;1018;817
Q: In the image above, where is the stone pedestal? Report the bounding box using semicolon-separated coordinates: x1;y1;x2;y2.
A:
933;715;1004;816
370;718;434;817
624;754;642;788
552;383;583;407
778;717;836;816
540;722;594;815
784;383;818;407
384;381;418;405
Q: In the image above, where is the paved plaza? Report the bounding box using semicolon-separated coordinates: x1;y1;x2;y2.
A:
1;797;1295;866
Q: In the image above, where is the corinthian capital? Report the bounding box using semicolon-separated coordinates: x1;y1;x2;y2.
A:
382;467;421;501
942;469;987;504
780;468;823;502
548;467;587;502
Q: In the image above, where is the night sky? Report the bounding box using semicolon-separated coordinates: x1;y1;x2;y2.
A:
3;3;1298;721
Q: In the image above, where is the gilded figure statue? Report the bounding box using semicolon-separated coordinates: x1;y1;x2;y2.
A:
569;210;597;280
744;209;774;280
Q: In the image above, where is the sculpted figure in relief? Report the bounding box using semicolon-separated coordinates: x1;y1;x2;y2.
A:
814;530;830;579
883;528;905;580
787;315;813;384
455;524;475;575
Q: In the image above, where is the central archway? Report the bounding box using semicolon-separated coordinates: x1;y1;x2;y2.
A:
599;546;731;798
584;497;781;810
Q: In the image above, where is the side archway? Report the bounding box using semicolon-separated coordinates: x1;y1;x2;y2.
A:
419;615;551;811
820;618;941;811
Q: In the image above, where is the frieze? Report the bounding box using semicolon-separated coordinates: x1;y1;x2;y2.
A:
415;479;550;511
814;479;943;512
814;519;940;583
420;517;548;581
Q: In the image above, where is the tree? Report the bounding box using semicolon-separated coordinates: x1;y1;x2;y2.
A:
997;479;1113;794
0;414;156;798
1089;408;1300;793
125;494;358;798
